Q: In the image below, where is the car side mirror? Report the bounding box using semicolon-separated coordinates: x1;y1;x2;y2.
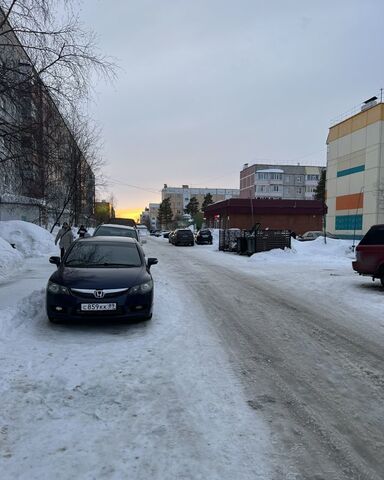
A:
49;256;61;266
147;257;158;269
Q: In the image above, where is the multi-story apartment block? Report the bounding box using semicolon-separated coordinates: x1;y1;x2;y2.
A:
162;184;239;218
0;8;95;226
326;96;384;239
240;163;324;200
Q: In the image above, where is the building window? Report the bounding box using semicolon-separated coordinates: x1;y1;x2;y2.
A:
270;173;282;180
272;185;280;192
296;187;303;194
306;174;319;181
257;173;269;180
296;175;303;183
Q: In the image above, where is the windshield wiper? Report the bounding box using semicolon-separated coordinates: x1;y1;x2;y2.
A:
99;263;138;267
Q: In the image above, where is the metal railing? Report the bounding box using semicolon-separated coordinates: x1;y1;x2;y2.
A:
330;90;384;126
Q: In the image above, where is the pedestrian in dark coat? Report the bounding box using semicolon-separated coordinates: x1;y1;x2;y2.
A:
77;225;88;238
55;222;74;259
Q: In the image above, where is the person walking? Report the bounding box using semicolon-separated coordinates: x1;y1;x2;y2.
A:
77;224;88;238
55;222;74;259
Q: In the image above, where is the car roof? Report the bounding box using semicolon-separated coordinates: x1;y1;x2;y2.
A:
77;236;139;244
97;224;136;230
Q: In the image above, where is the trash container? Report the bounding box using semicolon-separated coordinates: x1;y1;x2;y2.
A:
246;235;256;256
237;237;247;254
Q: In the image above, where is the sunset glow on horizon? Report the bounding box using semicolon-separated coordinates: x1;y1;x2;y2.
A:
115;208;142;222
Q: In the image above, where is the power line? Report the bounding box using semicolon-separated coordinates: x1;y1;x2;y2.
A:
107;177;161;194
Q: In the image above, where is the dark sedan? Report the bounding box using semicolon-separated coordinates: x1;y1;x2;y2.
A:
195;229;213;245
46;237;158;323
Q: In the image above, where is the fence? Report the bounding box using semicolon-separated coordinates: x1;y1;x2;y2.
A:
219;227;291;256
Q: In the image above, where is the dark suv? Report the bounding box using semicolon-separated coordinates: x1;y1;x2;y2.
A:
195;229;213;245
352;224;384;286
172;229;194;246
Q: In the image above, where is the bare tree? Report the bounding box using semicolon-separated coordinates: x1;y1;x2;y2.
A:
0;0;115;225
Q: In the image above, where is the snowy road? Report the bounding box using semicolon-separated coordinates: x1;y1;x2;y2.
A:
149;238;384;480
1;236;384;479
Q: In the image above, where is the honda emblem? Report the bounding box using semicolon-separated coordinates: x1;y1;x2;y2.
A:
94;290;105;299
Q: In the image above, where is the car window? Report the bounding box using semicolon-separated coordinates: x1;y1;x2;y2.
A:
94;226;138;239
65;242;142;267
359;227;384;245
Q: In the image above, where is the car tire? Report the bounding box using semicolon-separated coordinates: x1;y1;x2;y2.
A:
143;313;152;321
380;276;384;288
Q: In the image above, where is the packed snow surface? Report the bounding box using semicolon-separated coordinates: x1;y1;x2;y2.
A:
2;222;383;479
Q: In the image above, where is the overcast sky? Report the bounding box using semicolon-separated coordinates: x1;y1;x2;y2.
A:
79;0;384;215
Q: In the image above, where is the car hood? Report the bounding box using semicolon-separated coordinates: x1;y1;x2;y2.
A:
49;266;149;289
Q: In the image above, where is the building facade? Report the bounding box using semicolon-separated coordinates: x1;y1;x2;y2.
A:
0;8;95;226
326;98;384;239
204;198;325;234
162;184;239;218
240;163;324;200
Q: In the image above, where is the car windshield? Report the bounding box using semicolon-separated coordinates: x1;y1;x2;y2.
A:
94;226;137;239
65;242;142;267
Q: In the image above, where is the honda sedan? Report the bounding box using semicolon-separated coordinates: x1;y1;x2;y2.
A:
46;237;158;323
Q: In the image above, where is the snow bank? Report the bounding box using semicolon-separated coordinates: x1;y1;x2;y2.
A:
250;237;354;265
0;220;55;257
0;237;23;284
0;289;45;340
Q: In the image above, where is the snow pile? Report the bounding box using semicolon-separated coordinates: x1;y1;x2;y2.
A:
0;220;55;257
0;237;23;283
0;289;45;340
250;237;354;265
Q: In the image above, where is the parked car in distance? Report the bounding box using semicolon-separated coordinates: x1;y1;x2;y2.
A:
162;231;170;238
171;229;194;246
46;237;158;323
297;231;337;241
93;224;140;243
352;224;384;286
195;229;213;245
150;230;161;237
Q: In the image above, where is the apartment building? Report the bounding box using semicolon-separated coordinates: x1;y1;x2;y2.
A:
0;8;95;226
240;163;323;200
162;184;239;218
326;97;384;239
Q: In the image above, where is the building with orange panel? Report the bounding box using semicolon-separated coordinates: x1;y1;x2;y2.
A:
326;97;384;238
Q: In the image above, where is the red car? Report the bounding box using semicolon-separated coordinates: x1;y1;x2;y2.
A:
352;224;384;286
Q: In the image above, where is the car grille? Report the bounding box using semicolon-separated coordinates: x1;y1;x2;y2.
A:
70;288;128;299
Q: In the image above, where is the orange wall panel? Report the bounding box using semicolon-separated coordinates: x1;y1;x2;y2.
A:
336;193;364;211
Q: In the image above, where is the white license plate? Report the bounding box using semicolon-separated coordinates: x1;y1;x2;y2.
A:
81;303;117;311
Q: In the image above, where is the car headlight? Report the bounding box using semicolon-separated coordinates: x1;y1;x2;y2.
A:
47;281;70;295
129;279;153;295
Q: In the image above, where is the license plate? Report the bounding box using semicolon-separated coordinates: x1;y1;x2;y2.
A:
81;303;117;311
